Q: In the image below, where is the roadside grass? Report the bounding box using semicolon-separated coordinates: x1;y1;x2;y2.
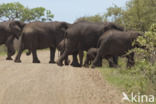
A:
99;58;156;103
0;45;7;56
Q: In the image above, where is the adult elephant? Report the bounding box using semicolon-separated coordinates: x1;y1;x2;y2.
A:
0;21;25;60
14;21;70;63
57;21;123;66
91;29;143;68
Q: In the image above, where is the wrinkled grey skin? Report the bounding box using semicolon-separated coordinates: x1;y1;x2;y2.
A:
14;21;70;63
0;21;25;60
57;21;124;67
92;29;142;68
57;39;84;66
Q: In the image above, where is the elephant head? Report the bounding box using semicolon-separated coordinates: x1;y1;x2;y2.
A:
9;21;25;39
58;22;71;32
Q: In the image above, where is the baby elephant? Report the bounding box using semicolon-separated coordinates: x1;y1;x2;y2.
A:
57;39;70;65
84;48;118;68
84;48;102;67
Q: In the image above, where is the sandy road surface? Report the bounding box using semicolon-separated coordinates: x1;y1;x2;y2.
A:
0;50;125;104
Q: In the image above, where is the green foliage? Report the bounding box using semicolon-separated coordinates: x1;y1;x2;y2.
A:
0;45;7;56
0;2;54;22
0;2;24;21
100;59;156;98
104;0;156;31
132;24;156;63
130;24;156;94
78;0;156;31
104;5;123;25
76;14;104;22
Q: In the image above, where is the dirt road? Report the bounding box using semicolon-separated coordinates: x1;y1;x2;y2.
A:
0;50;124;104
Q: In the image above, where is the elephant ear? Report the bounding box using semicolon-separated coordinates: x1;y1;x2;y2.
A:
9;21;25;39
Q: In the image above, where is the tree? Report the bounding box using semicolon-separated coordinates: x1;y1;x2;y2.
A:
104;0;156;31
76;14;103;23
0;2;54;22
104;5;123;25
0;2;24;21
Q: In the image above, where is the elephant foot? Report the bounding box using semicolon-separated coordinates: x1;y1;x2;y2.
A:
57;61;63;66
64;62;69;65
91;65;95;69
97;64;102;67
33;60;40;63
49;60;56;64
109;64;118;68
91;62;99;68
64;60;70;65
6;57;13;60
83;64;89;68
71;62;81;67
14;59;21;63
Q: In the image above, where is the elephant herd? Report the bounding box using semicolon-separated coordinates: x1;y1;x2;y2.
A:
0;20;143;68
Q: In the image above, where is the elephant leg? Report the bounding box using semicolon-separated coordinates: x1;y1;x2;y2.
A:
108;56;118;68
60;51;70;65
6;56;13;60
126;52;135;68
32;49;40;63
49;47;56;63
6;48;15;60
106;57;113;67
6;50;14;60
14;43;24;63
5;36;15;60
92;52;102;68
57;50;71;66
71;51;81;67
84;55;90;68
64;56;70;65
113;56;118;66
79;51;84;66
96;57;102;67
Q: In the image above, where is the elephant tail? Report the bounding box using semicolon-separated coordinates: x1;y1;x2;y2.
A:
26;49;31;56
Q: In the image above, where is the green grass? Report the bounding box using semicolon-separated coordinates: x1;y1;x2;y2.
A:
0;45;7;56
99;58;156;104
100;67;148;93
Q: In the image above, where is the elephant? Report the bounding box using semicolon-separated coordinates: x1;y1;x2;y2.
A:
0;21;25;60
57;39;70;65
14;21;71;63
91;29;143;68
84;48;118;68
84;48;99;67
57;39;84;66
57;21;124;67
